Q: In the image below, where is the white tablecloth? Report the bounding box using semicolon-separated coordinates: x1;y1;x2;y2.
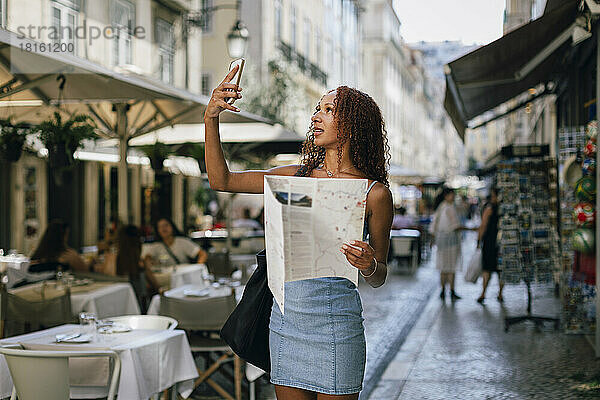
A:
0;324;198;399
10;282;141;319
156;263;208;288
4;267;54;289
146;284;239;315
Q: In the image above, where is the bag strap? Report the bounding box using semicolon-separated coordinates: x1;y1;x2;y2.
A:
161;241;182;264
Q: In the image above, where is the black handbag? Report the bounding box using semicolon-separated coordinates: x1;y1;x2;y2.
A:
220;249;273;372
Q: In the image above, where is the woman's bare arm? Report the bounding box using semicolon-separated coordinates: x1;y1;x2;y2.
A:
341;183;393;288
364;184;394;287
204;67;300;193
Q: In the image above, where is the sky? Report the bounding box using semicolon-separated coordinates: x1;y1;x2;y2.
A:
393;0;506;45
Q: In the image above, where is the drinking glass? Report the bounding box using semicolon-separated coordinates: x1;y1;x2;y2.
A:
79;312;97;337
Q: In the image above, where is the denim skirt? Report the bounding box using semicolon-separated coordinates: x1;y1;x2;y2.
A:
269;277;366;395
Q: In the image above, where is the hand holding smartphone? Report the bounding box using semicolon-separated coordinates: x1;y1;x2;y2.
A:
226;58;245;105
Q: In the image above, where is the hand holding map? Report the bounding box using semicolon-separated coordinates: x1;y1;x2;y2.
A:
264;176;368;313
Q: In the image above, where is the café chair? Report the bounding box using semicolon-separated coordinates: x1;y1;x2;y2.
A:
0;344;121;400
0;284;74;338
390;236;419;273
159;290;241;400
108;315;178;330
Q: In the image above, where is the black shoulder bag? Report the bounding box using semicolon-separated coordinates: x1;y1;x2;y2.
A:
219;166;307;372
219;249;272;372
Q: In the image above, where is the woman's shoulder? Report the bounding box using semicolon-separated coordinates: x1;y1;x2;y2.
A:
367;182;392;206
266;164;304;176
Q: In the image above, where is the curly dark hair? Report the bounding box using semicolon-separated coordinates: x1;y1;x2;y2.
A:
299;86;390;186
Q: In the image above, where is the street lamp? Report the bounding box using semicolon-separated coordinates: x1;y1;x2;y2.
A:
226;20;249;58
187;1;249;58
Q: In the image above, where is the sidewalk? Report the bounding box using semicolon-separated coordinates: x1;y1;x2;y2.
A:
369;239;600;399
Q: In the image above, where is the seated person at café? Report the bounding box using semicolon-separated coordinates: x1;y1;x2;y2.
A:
93;225;162;312
29;219;91;272
392;206;416;230
143;217;208;266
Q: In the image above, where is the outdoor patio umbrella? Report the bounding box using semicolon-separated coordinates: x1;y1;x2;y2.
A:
0;28;269;222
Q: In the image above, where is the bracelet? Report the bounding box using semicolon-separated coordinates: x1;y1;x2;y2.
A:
360;259;378;278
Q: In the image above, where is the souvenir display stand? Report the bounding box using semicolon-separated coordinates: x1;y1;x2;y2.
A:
558;123;597;336
496;145;561;331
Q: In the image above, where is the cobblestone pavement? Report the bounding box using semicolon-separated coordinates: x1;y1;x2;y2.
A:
359;252;439;398
369;232;600;400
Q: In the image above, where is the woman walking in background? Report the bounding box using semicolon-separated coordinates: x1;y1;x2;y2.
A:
477;188;504;304
430;187;469;301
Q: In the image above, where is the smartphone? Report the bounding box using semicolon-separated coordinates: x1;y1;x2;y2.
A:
226;58;245;104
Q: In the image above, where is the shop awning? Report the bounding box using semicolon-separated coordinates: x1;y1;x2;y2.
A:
444;0;582;139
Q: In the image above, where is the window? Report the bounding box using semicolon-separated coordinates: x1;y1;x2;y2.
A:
201;73;212;96
51;0;80;54
290;6;296;49
303;18;310;59
112;0;135;66
275;0;282;41
0;0;6;27
156;18;174;84
325;39;332;74
201;0;213;33
315;28;321;66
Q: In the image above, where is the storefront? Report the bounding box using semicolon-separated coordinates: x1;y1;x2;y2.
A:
444;0;600;355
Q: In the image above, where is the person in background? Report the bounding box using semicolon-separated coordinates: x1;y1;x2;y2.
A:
477;188;503;304
392;206;415;229
429;187;472;301
29;219;91;272
116;225;161;312
143;217;208;266
232;207;263;230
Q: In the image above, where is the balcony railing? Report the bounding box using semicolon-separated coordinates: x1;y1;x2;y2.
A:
277;41;328;86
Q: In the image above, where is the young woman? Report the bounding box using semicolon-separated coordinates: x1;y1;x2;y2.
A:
204;67;393;399
30;220;90;272
430;187;470;301
477;188;503;303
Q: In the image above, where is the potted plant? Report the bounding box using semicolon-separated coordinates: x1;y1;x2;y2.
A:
141;141;172;171
37;112;97;170
0;117;30;162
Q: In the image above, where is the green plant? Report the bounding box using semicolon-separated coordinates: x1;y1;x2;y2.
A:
184;142;206;172
0;117;30;162
193;185;210;212
140;141;172;171
37;111;97;169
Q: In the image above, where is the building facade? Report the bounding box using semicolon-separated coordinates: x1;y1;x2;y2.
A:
361;0;465;179
0;0;206;253
200;0;361;135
